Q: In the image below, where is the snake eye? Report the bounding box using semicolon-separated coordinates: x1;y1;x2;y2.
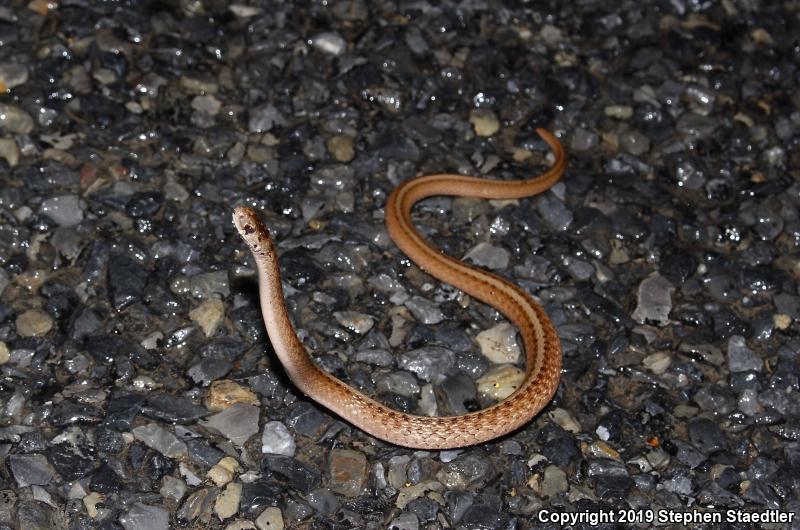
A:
243;224;255;234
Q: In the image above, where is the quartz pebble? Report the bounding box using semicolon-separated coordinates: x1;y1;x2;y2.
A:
261;421;296;456
632;274;674;325
476;322;521;364
464;242;510;270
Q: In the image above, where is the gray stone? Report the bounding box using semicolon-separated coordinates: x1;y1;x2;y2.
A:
8;454;54;487
132;423;188;459
404;296;444;325
202;404;260;447
727;335;762;373
463;242;510;270
632;273;674;325
120;503;169;530
0;103;33;133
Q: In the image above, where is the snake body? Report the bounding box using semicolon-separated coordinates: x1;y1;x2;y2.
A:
233;128;566;449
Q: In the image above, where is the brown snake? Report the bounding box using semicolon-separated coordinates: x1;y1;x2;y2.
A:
233;128;566;449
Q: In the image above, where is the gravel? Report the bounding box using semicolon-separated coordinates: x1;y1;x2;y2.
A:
0;1;798;528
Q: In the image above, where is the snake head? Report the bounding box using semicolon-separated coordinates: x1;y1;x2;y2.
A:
232;206;277;259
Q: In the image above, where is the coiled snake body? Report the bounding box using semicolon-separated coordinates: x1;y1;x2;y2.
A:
233;128;566;449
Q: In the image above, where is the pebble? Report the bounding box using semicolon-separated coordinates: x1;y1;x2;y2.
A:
469;109;500;137
83;492;104;519
261;421;296;456
178;487;217;522
248;104;284;133
0;137;19;166
142;393;208;423
571;128;598;151
192;94;222;115
463;242;510;270
15;309;53;337
8;454;54;487
160;475;187;502
0;103;33;133
189;298;225;337
605;105;634;119
476;364;525;400
262;455;321;494
632;273;674;325
398;347;454;383
188;271;230;299
205;380;260;411
529;465;569;498
688;417;727;453
375;371;420;398
215;482;243;520
727;336;763;373
536;194;573;232
39;195;85;226
642;351;672;375
311;32;347;56
326;135;355;162
108;253;149;310
388;512;420;530
201;404;260;446
403;296;445;325
306;488;338;515
475;322;521;364
119;503;169;530
188;359;234;386
355;348;393;367
255;507;284;530
333;310;374;334
328;449;368;497
285;402;331;440
619;129;651;155
395;480;443;510
208;456;240;487
0;63;28;90
547;408;582;433
132;423;188;459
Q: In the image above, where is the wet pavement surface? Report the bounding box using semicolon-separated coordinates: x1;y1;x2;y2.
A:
0;1;799;529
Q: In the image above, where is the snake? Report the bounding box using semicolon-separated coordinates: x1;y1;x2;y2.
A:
232;128;566;449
